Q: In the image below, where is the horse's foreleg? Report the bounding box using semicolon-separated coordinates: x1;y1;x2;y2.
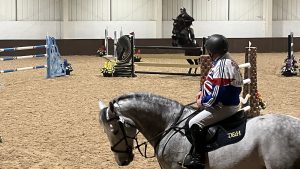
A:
188;68;192;75
193;59;199;74
186;59;194;74
194;68;198;74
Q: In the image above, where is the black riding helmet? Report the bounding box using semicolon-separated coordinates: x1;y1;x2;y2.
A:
205;34;228;55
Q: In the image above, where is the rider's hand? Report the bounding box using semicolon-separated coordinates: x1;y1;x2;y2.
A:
196;91;203;108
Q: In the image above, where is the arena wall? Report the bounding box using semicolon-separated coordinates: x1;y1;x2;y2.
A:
1;21;300;39
0;37;299;55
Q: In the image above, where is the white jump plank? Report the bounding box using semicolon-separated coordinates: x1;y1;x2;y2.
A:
135;62;200;68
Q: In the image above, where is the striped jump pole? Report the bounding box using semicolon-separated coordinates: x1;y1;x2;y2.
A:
0;36;66;78
0;45;47;52
0;65;47;73
0;54;47;61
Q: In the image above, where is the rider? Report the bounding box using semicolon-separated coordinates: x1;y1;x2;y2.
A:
185;34;244;168
176;7;196;44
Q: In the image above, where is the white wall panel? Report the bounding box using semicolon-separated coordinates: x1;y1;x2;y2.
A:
0;21;61;39
273;0;300;20
76;0;82;20
0;21;156;39
17;0;61;21
55;0;61;20
162;0;192;21
2;0;300;39
111;0;155;21
229;0;263;21
40;0;50;21
163;20;266;38
62;21;156;38
2;20;300;39
272;0;278;20
273;21;300;36
282;0;288;19
291;0;297;20
0;0;16;21
69;0;110;21
298;0;300;19
193;0;228;21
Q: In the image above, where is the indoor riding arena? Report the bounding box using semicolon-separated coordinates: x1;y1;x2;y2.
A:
0;1;300;169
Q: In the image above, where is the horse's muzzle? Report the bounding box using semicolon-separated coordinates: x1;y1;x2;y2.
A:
119;153;134;166
120;160;130;166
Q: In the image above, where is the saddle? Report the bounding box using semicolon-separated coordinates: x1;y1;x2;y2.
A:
185;110;247;152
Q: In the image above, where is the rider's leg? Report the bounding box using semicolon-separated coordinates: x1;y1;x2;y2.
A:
189;26;195;40
188;105;239;129
185;123;206;168
185;105;240;167
189;26;196;44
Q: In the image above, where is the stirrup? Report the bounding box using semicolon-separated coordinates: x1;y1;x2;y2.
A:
181;153;205;169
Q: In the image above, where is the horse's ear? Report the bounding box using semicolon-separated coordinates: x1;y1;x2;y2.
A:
109;101;114;112
99;107;108;124
98;101;107;110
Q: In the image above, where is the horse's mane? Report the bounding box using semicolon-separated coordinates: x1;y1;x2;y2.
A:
112;92;183;108
112;93;190;128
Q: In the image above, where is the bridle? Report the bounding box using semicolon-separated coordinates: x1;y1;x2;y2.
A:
106;101;197;158
106;107;155;158
106;115;134;155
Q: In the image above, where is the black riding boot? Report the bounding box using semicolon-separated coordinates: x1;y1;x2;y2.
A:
184;124;205;169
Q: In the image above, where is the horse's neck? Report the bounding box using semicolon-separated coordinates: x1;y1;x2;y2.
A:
119;99;183;146
174;21;185;32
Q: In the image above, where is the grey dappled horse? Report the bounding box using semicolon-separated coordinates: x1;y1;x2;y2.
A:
99;93;300;169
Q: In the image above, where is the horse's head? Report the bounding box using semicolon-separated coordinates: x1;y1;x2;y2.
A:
172;18;184;35
98;101;136;166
